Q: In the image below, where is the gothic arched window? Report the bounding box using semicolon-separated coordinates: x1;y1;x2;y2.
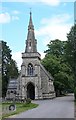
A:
27;63;33;76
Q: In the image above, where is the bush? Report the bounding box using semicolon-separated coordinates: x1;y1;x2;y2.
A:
74;87;76;100
26;98;31;104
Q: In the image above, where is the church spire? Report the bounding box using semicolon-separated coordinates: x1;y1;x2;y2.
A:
28;11;34;30
25;12;37;53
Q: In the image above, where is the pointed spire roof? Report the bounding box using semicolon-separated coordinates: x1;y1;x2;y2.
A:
28;11;34;30
25;12;37;53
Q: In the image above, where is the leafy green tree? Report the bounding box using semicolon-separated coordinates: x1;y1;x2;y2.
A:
65;24;76;99
2;41;19;97
42;39;74;96
7;59;19;79
65;25;76;73
44;39;66;57
42;54;60;76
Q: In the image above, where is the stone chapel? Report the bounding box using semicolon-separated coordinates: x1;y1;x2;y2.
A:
6;12;55;100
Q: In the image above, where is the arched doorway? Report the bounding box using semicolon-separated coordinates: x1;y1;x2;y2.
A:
27;82;35;100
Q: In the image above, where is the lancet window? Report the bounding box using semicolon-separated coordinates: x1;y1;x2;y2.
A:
27;63;33;76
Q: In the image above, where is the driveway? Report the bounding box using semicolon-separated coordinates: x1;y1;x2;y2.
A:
11;94;74;118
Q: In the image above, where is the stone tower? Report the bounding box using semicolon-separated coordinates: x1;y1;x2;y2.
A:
17;12;55;100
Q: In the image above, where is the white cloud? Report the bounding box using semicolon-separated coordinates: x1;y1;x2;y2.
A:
12;10;20;14
1;0;76;4
35;13;73;46
2;0;60;6
40;52;46;59
41;14;72;25
12;51;22;70
0;13;11;23
41;0;60;6
0;12;20;24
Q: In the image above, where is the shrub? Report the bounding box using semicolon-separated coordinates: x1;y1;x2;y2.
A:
26;98;31;104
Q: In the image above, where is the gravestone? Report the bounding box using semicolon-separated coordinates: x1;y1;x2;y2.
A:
9;104;16;111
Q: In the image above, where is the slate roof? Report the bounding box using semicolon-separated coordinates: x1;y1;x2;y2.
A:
8;79;18;89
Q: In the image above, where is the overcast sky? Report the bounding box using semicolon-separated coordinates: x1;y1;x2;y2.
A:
0;0;75;70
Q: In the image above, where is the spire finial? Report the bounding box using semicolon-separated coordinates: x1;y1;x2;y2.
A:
30;8;32;15
28;8;34;30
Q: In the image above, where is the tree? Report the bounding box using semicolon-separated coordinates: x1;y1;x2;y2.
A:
2;41;19;97
7;59;19;79
65;24;76;99
65;25;76;73
42;39;74;96
44;39;66;57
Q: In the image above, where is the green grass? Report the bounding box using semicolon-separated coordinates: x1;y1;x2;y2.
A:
0;104;2;120
2;102;39;119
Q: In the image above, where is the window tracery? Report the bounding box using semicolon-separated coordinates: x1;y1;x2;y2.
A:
27;63;33;76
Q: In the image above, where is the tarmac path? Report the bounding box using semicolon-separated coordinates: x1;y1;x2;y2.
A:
11;94;74;118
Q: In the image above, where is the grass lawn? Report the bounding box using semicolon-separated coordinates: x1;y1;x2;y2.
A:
2;102;38;119
0;104;2;120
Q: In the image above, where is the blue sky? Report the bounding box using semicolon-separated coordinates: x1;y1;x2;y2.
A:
0;0;75;70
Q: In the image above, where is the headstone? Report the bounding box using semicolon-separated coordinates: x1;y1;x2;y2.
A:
9;104;16;111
